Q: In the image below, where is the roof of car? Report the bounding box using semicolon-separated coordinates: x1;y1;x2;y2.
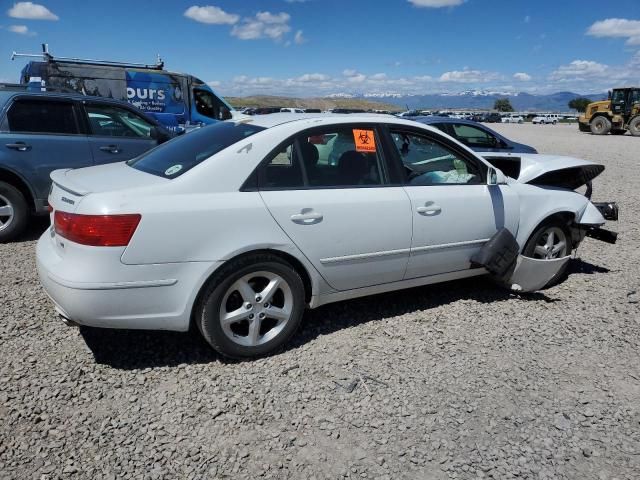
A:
238;112;402;129
0;89;134;107
406;115;485;126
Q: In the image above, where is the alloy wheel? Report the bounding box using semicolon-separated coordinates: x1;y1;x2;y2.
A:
0;194;15;232
219;271;293;347
532;227;568;260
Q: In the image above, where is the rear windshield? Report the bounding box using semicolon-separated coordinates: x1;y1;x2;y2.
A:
127;122;265;178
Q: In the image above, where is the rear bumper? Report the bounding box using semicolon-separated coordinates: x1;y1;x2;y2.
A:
36;229;220;331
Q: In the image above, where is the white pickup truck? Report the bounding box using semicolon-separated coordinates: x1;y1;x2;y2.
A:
532;114;560;125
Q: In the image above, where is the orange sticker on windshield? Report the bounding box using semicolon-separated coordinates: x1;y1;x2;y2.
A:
353;129;376;153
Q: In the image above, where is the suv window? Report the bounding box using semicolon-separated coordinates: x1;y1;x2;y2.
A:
259;126;387;189
128;122;264;179
390;130;484;185
450;123;498;149
86;104;154;138
7;99;79;135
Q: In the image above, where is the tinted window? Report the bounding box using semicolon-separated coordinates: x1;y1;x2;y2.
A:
450;123;498;149
128;122;264;179
390;130;483;185
7;99;78;135
194;89;231;120
299;127;385;187
262;142;304;189
86;104;154;138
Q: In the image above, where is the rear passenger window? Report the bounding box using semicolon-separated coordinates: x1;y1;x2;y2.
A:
261;143;304;189
7;100;78;135
259;126;387;190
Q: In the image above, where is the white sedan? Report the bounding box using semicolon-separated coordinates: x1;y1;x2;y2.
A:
37;114;617;358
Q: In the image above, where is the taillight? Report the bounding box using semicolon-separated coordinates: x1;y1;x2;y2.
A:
54;212;141;247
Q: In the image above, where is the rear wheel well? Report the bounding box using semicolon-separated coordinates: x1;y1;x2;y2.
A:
0;169;35;213
190;249;314;329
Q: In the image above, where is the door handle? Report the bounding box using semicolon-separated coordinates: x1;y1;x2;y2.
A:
290;211;323;225
99;145;121;154
5;142;31;152
416;202;442;216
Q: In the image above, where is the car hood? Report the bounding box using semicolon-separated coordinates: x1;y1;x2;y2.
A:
479;152;605;189
50;162;167;196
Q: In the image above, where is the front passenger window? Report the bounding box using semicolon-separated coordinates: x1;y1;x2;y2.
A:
390;131;483;185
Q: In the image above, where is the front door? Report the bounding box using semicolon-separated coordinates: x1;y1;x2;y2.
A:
258;125;412;291
83;102;158;165
387;128;519;279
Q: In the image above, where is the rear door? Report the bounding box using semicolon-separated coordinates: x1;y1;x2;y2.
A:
0;97;91;204
258;124;412;291
82;102;158;165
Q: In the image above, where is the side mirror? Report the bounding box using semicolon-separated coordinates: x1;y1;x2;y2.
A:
149;126;171;144
487;167;507;186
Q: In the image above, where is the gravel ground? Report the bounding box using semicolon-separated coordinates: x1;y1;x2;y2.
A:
1;123;639;480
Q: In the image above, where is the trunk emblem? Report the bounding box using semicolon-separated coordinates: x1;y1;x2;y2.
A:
61;196;75;205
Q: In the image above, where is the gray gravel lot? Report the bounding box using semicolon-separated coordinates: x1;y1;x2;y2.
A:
1;123;639;479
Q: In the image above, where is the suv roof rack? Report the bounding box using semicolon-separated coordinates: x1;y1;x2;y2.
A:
11;43;164;70
0;83;79;94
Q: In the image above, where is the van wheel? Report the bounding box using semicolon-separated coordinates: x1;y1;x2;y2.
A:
0;181;29;243
629;116;640;136
197;253;306;359
523;220;571;288
590;116;611;135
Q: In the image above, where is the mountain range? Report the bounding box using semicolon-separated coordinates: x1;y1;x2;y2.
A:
326;90;608;111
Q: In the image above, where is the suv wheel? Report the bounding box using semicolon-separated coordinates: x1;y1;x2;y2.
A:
0;181;29;243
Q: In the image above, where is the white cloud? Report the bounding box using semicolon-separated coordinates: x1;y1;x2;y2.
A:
408;0;464;7
549;60;608;82
231;11;291;41
513;72;531;81
439;68;501;83
587;18;640;46
7;2;58;20
295;73;329;82
8;24;34;35
184;5;239;25
294;30;305;44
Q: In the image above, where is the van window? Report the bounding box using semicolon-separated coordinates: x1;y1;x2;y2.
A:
194;89;231;120
128;122;264;179
7;99;79;135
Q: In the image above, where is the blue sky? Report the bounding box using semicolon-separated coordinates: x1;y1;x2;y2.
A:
1;0;639;96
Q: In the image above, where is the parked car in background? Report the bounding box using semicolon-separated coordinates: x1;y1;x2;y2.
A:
38;113;616;359
408;116;537;153
502;114;524;124
532;114;560;125
280;108;305;113
484;112;503;123
0;89;173;242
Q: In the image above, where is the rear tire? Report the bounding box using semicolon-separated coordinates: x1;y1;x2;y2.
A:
196;253;306;359
629;116;640;137
0;181;29;243
523;220;571;288
590;116;611;135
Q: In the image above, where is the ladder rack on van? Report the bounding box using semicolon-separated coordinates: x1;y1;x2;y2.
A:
11;43;164;70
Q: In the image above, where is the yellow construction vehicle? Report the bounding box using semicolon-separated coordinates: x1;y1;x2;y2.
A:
578;87;640;136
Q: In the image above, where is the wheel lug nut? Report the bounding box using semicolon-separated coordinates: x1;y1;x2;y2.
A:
245;303;252;310
249;314;254;319
264;303;270;308
255;296;262;302
259;313;265;319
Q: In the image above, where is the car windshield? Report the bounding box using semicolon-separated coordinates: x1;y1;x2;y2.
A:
128;122;265;179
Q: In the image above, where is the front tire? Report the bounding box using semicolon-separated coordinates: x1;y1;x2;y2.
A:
523;220;571;288
197;254;306;359
629;116;640;136
590;116;611;135
0;181;29;243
